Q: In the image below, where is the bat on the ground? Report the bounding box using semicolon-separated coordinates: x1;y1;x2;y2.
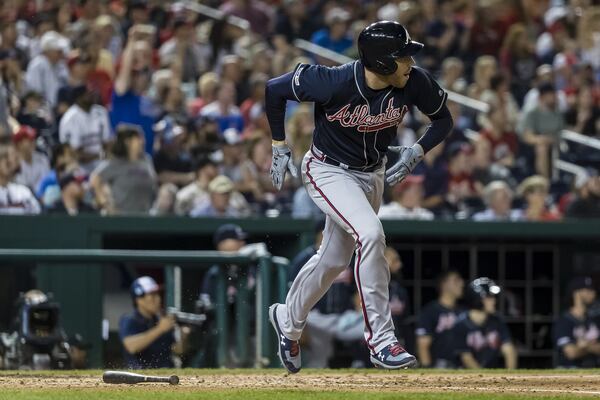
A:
102;370;179;385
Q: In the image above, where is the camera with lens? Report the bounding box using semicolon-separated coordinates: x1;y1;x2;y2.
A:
0;290;71;370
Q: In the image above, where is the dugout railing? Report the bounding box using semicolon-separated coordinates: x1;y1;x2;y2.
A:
0;248;289;369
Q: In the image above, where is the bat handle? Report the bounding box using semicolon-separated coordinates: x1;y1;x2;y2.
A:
146;375;179;385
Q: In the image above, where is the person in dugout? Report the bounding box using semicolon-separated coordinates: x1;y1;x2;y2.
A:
554;276;600;368
416;270;464;368
452;277;517;369
119;276;189;368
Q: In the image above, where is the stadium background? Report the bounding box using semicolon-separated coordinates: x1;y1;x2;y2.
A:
0;0;599;372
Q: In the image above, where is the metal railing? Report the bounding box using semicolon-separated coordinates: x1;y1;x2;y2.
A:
0;248;288;368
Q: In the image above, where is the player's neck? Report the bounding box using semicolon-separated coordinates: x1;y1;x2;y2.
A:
439;294;456;309
364;68;390;91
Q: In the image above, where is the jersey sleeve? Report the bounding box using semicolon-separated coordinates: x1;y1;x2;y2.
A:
497;317;512;344
290;63;333;104
406;67;448;116
265;63;334;141
452;323;470;355
554;317;573;348
415;304;436;336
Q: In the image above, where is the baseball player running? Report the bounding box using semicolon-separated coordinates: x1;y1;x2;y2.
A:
265;21;453;372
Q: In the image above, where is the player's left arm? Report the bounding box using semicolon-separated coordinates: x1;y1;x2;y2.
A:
501;343;518;369
386;67;453;186
499;319;517;369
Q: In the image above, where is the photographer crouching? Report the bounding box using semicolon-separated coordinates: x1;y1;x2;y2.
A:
119;276;189;369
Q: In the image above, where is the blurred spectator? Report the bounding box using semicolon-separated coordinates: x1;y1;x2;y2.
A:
36;143;78;208
25;31;69;108
56;50;93;117
521;64;567;116
200;81;244;135
239;137;276;208
453;278;517;368
15;92;53;138
416;270;464;369
13;125;50;191
175;157;218;216
468;55;497;100
91;124;157;214
474;102;518;177
273;0;319;44
414;141;448;214
310;8;353;56
578;7;600;71
0;21;28;69
150;182;178;216
152;120;194;186
159;18;210;83
286;104;315;166
500;23;538;105
439;57;467;94
240;73;268;128
472;181;521;221
479;73;519;131
59;85;112;172
554;276;600;368
564;86;600;137
47;169;95;215
519;83;565;178
190;175;242;217
111;27;157;155
0;141;41;215
445;142;481;214
378;175;434;220
188;72;219;117
566;173;600;219
517;175;561;221
220;0;273;37
292;184;322;219
219;129;245;184
424;0;470;64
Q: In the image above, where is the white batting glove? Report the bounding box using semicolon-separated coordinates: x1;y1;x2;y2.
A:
385;144;424;186
270;143;298;191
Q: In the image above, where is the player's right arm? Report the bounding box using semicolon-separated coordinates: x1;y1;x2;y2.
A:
416;336;433;367
460;352;481;369
265;63;332;143
265;64;332;189
415;307;435;367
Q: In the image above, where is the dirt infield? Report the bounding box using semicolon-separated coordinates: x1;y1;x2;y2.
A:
1;371;600;397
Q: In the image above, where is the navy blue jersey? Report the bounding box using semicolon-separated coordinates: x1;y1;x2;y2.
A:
119;311;175;369
452;312;512;368
416;301;461;366
266;61;449;168
554;311;600;368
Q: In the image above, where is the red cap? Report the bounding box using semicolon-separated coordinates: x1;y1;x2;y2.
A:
13;125;36;143
393;174;425;194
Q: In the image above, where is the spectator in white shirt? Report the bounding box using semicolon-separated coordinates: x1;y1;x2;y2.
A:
59;85;112;172
378;175;434;221
25;31;69;108
472;181;522;222
13;125;50;191
0;141;41;215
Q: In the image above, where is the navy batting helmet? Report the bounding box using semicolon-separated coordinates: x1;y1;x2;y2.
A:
464;277;501;310
358;21;424;75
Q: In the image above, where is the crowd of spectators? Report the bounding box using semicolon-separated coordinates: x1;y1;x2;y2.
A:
0;0;599;219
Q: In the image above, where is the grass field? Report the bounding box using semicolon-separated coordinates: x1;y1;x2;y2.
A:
1;369;599;400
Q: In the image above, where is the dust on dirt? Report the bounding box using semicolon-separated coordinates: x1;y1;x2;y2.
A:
0;372;599;396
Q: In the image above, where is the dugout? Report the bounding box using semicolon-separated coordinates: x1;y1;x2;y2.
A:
0;215;598;368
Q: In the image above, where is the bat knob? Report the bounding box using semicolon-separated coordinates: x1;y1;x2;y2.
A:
169;375;179;385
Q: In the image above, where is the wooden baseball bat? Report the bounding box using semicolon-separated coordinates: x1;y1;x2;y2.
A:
102;371;179;385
